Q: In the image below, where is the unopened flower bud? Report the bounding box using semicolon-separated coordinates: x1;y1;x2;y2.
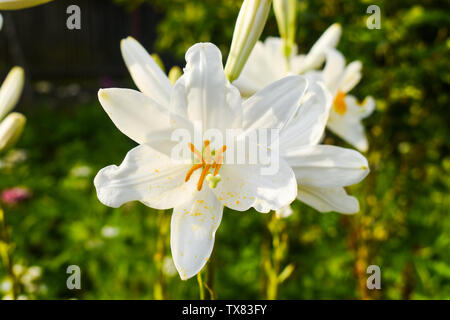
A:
273;0;297;57
0;112;26;152
225;0;272;82
168;66;182;84
0;67;24;121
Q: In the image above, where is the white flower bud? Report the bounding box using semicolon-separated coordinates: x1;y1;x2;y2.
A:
273;0;297;57
0;0;53;10
0;112;26;152
0;66;24;121
225;0;272;82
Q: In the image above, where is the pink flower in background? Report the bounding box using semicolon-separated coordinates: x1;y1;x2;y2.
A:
1;187;31;206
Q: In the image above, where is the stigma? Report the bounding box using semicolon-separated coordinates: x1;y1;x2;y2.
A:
185;140;227;191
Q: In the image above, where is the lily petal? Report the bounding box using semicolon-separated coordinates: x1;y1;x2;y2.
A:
297;23;342;73
323;48;346;93
297;185;359;214
94;144;196;209
340;61;362;93
121;37;172;107
280;81;332;149
284;145;369;188
241;75;308;133
346;95;376;119
171;188;223;280
212;159;297;213
327;115;369;152
181;43;241;132
98;88;174;145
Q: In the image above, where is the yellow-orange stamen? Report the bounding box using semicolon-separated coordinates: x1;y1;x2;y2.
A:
185;163;203;182
188;142;204;164
185;141;227;191
333;90;347;115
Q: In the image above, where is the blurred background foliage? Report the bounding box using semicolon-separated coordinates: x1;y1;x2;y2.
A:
0;0;449;299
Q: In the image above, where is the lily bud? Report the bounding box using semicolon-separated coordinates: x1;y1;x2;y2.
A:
0;112;26;153
224;0;272;82
0;0;53;10
273;0;297;57
168;66;182;84
0;66;24;121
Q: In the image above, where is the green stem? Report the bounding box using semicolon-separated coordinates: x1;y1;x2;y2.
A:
204;249;216;300
153;211;170;300
197;272;205;300
0;206;19;299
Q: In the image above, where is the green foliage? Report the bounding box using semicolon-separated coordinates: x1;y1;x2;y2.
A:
0;0;449;299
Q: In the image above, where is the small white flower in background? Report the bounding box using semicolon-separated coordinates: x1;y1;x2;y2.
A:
162;256;177;277
0;279;12;292
234;23;341;97
307;48;375;152
101;225;120;239
0;0;53;10
275;205;293;219
95;36;369;279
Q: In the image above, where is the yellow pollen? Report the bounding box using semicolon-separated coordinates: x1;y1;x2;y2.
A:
333;90;347;115
185;140;227;191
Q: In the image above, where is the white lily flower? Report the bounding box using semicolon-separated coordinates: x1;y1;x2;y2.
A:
0;0;52;10
95;40;369;278
234;23;341;96
308;48;375;152
279;80;369;214
0;66;24;120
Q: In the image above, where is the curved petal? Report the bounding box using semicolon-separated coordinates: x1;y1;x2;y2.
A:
297;185;359;214
296;23;342;73
284;145;369;188
180;43;241;132
94;144;197;209
212;159;297;213
0;66;24;121
98;88;175;145
346;95;376;119
340;61;362;93
233;38;286;97
120;37;172;106
323;48;346;93
327;114;369;152
241;76;308;133
171;188;223;280
280;81;332;149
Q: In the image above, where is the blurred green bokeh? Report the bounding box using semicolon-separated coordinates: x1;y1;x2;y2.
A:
0;0;449;299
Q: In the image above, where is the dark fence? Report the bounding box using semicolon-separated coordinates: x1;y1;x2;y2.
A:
0;0;169;80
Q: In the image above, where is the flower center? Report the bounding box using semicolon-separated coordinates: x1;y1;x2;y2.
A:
333;90;347;115
185;140;227;191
